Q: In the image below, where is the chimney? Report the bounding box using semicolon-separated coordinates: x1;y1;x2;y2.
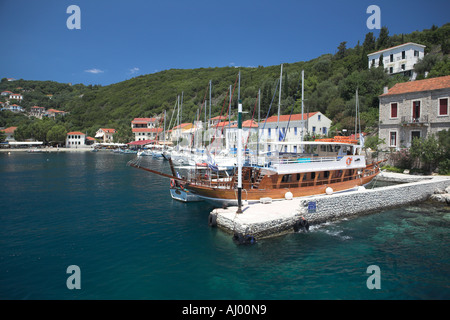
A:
383;86;389;94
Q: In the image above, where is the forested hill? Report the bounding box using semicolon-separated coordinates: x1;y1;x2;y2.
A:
1;23;449;141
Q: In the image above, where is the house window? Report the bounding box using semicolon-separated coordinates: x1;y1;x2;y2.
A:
411;131;421;141
389;67;393;74
323;127;327;135
402;51;405;59
294;146;297;153
439;98;448;116
414;50;419;57
390;54;394;62
312;126;316;133
401;64;405;70
294;127;297;135
318;115;321;121
390;131;397;147
268;128;271;137
391;103;398;118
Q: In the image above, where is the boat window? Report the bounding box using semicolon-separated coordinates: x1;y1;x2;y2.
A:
324;171;330;178
296;173;301;181
282;174;292;182
311;172;315;180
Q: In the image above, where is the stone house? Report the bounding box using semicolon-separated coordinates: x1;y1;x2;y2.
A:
378;75;450;151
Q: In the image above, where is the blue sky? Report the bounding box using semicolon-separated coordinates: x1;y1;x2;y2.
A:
1;0;448;86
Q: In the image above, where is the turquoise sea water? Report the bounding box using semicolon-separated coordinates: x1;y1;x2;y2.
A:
0;151;449;300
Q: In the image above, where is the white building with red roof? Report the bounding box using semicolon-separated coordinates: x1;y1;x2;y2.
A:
131;117;163;141
95;128;116;143
66;131;86;148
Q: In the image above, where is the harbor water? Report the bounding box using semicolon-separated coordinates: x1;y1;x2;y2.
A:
1;152;449;300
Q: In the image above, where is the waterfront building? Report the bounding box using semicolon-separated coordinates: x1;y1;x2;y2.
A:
131;117;162;141
378;75;450;151
95;128;116;143
258;112;332;153
66;131;86;148
367;42;426;80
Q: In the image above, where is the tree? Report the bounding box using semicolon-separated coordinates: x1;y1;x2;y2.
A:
336;41;347;60
376;26;389;50
410;134;443;173
46;125;67;145
363;32;376;52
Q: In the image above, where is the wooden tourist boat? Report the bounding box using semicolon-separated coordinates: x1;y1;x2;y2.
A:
128;137;385;207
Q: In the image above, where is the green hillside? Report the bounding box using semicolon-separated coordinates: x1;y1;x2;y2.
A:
1;23;449;143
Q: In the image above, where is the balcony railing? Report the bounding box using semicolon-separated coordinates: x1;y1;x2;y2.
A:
401;115;428;125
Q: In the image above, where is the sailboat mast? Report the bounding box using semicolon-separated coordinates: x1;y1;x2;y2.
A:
209;80;212;129
301;70;304;151
236;99;243;214
277;64;283;142
257;88;261;157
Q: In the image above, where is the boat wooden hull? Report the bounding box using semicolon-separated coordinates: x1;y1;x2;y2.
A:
185;171;380;206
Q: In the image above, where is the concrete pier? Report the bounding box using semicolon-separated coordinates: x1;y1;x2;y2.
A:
210;172;450;239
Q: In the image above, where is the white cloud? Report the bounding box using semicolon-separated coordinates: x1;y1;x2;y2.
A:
129;67;140;74
84;68;104;74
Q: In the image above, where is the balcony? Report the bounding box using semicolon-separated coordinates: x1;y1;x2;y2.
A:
401;115;428;126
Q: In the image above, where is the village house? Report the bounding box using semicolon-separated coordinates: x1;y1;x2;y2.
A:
131;117;163;141
368;42;426;80
1;126;18;141
258;112;332;154
378;75;450;151
1;103;25;113
45;108;68;118
9;93;23;101
1;90;13;96
169;123;195;144
66;131;86;148
30;106;46;119
95;128;116;143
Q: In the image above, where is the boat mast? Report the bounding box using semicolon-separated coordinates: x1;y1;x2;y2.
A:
277;64;283;144
301;70;304;153
236;99;243;214
257;87;261;157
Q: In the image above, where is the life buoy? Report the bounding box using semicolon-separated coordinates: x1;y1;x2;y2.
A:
170;179;175;188
346;157;352;165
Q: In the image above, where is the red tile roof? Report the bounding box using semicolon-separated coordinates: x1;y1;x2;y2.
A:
100;128;116;133
265;112;318;123
67;131;85;135
381;75;450;96
132;118;156;124
1;126;18;133
230;120;259;128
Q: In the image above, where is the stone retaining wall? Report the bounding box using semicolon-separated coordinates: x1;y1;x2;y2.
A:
213;176;450;239
299;177;450;225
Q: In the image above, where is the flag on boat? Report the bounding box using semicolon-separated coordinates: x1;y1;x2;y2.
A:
278;129;285;141
205;150;219;172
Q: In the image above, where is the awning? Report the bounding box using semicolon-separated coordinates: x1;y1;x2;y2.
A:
127;139;157;145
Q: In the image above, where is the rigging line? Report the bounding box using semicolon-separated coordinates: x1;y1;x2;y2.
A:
279;72;303;150
257;78;280;145
207;73;239;153
244;90;259;152
189;82;211;148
